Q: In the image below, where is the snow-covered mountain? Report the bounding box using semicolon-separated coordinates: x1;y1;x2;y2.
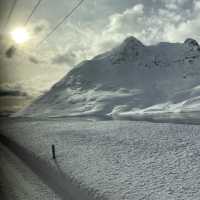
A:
15;36;200;121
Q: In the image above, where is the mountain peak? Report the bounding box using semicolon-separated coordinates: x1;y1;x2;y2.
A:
15;37;200;119
111;36;145;64
122;36;144;48
184;38;200;51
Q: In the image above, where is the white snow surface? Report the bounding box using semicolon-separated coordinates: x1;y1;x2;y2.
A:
1;118;200;199
15;37;200;120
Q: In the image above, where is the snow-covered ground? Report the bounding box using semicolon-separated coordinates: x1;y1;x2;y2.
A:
0;144;60;200
1;118;200;200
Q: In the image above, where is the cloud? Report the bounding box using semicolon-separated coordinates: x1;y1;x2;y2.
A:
161;0;191;6
100;2;200;45
162;0;200;42
52;51;77;66
45;2;200;69
105;4;145;36
5;46;17;58
0;83;33;114
28;56;43;64
33;24;46;34
31;20;49;35
0;89;27;97
0;33;19;59
0;85;29;97
194;0;200;10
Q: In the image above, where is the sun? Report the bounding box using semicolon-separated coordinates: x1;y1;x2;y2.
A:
11;27;30;44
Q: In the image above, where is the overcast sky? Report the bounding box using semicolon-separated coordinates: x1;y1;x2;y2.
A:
0;0;200;113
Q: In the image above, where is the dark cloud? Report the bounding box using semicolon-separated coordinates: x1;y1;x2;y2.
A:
33;24;46;34
52;52;77;65
29;56;40;64
0;88;28;97
32;21;49;36
0;85;29;97
5;46;17;58
0;33;16;59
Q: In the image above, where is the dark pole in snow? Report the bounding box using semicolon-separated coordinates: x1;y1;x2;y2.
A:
52;144;56;159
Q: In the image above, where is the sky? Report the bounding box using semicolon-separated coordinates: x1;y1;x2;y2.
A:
0;0;200;114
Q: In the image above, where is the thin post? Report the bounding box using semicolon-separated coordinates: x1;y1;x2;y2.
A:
52;144;56;159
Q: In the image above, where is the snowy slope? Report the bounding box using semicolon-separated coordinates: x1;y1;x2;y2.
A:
15;36;200;119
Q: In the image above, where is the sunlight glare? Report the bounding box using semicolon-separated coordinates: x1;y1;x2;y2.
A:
11;27;30;44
